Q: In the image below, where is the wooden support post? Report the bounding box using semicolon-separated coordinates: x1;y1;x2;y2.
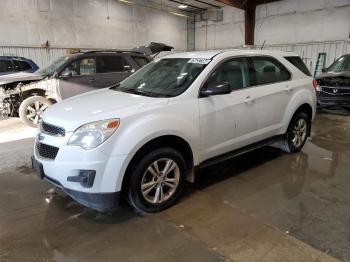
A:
245;4;256;46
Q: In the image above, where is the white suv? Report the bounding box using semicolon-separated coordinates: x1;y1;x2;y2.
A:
32;50;316;213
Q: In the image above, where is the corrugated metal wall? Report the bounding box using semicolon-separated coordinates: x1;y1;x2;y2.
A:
1;40;349;74
0;46;69;67
256;40;350;76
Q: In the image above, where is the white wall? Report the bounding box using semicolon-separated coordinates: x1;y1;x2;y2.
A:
0;0;188;50
195;6;245;50
255;0;350;46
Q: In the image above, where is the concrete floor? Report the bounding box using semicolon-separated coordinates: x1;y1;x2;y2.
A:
0;113;349;262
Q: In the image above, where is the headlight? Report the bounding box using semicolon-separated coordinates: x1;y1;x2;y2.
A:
68;119;120;150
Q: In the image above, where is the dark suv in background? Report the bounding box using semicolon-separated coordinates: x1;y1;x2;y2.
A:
315;54;350;109
0;43;173;127
0;56;38;76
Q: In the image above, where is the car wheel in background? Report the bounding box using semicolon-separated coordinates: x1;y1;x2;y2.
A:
19;96;52;128
127;147;186;213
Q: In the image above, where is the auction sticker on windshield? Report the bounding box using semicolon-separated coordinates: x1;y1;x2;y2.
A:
187;58;211;64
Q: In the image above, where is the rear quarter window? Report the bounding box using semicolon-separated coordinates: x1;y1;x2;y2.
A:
284;56;311;76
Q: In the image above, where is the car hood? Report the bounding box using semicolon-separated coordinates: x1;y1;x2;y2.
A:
316;71;350;79
42;88;169;131
0;72;44;85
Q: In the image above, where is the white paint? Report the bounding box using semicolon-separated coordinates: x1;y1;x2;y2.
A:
35;49;315;200
0;0;188;50
195;6;245;50
255;0;350;45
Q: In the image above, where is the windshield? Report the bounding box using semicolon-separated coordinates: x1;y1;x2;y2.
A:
36;55;70;76
327;55;350;72
112;58;209;97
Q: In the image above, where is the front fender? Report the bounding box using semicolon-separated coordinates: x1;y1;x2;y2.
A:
100;101;200;192
113;114;200;161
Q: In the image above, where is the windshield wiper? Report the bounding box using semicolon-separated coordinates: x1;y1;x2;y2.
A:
109;83;121;90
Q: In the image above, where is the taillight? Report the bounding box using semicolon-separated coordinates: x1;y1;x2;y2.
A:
312;79;318;92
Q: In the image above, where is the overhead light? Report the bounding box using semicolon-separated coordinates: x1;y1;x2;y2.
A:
170;11;189;18
119;0;133;4
178;4;188;9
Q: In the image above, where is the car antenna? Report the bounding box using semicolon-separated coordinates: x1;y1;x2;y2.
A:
261;40;266;50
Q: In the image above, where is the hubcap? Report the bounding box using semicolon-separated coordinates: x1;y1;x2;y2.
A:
26;101;49;125
292;119;307;148
141;158;180;204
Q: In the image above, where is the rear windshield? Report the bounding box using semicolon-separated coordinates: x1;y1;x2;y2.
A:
284;56;311;76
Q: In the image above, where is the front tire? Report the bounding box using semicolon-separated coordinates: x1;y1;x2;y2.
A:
281;112;310;153
19;96;52;128
127;147;186;213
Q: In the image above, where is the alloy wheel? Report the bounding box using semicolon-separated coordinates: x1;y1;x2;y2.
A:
141;158;180;204
292;118;307;148
26;101;49;125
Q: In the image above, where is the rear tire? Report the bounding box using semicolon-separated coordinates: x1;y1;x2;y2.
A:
127;147;186;213
19;96;52;128
281;112;310;153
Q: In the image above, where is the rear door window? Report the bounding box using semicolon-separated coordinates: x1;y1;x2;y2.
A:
284;56;311;76
13;60;32;71
0;60;13;72
97;56;131;73
132;56;150;67
250;56;291;86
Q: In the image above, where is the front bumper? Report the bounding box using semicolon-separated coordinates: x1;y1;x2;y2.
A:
32;129;132;212
317;90;350;107
32;156;122;212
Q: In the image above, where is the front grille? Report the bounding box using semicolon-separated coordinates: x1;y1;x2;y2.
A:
319;86;350;98
41;122;65;137
37;142;59;160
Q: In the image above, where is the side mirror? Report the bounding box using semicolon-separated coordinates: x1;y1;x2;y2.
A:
200;82;231;97
60;71;73;78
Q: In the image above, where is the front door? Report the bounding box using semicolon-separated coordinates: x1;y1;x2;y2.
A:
58;55;133;99
198;57;258;162
58;57;99;99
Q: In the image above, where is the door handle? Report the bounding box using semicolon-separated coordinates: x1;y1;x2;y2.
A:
244;96;255;104
285;85;292;92
89;78;96;82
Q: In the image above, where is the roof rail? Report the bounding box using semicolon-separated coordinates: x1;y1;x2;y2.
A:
81;50;145;55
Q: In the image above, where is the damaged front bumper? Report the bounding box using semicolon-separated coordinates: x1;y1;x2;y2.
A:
0;86;20;117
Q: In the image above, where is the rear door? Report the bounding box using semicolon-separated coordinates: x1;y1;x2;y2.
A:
247;56;292;139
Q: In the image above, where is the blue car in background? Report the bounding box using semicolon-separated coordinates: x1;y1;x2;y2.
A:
0;56;39;76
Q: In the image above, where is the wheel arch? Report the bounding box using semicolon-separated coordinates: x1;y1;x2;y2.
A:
288;103;313;136
121;135;195;195
21;88;46;100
